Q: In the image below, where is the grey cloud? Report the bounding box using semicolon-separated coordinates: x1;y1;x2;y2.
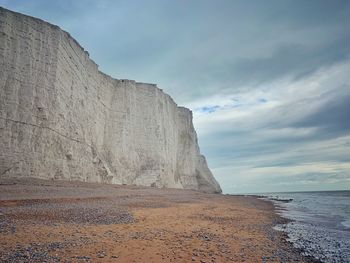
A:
261;0;350;27
199;81;350;179
230;36;350;86
264;172;350;185
293;87;350;133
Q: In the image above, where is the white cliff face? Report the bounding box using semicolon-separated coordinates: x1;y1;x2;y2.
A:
0;7;221;193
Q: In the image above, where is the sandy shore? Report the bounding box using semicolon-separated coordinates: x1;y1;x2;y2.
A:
0;178;312;262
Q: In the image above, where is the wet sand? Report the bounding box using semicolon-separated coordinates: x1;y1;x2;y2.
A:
0;178;312;262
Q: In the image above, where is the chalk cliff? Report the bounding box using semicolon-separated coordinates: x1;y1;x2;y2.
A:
0;7;221;193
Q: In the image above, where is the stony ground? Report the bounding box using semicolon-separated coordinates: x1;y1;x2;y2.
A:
0;178;315;262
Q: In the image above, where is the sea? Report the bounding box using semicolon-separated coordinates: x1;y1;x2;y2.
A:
260;191;350;263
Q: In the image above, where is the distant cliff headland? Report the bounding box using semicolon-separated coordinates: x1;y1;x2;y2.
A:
0;7;221;193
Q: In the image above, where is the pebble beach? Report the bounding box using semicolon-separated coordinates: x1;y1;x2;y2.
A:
0;178;315;262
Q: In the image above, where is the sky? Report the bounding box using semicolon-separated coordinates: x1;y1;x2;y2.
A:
1;0;350;193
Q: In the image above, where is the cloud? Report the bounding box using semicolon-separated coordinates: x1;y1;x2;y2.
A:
292;87;350;134
229;38;350;86
192;61;350;192
196;105;221;114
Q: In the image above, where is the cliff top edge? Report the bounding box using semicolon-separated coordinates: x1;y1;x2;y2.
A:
0;6;184;110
